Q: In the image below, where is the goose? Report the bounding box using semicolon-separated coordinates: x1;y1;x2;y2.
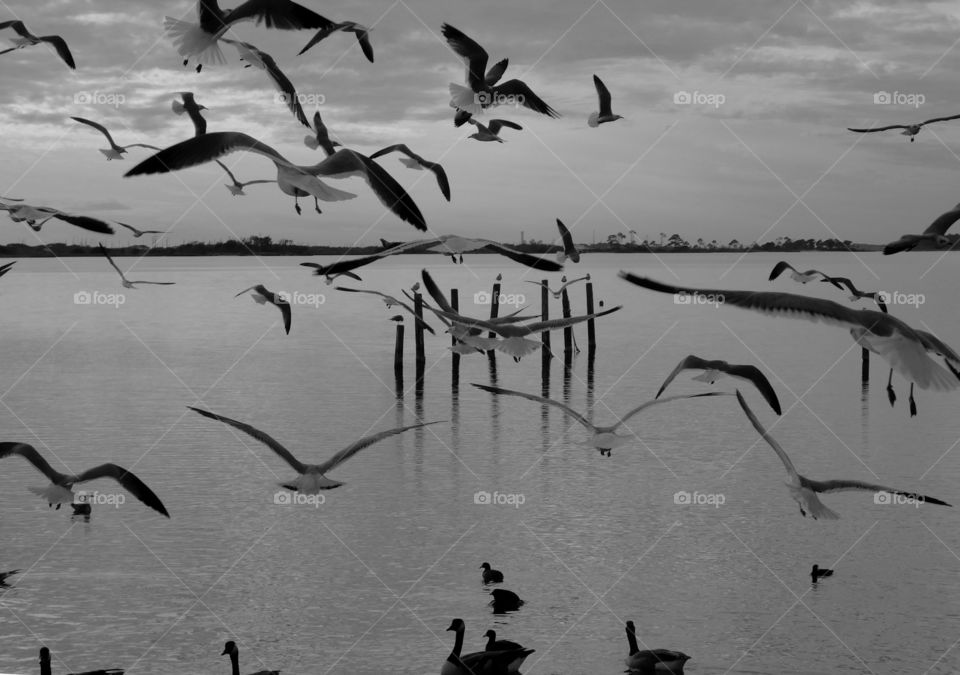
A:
472;384;725;454
489;589;524;613
484;630;524;652
0;202;114;235
188;407;443;492
0;568;19;586
656;355;781;414
442;23;560;118
883;202;960;254
847;113;960;141
215;161;276;197
303;110;340;154
624;621;690;673
525;275;589;299
368;144;451;201
222;39;309;127
443;618;533;675
0;442;170;517
298;21;373;62
117;222;168;238
172;92;208;136
480;562;503;583
164;0;337;72
768;261;843;287
70;117;160;161
811;564;833;582
125;133;426;229
588;74;622;127
618;272;960;414
333;286;435;334
220;641;278;675
298;262;361;285
0;20;74;69
235;284;291;335
735;390;950;519
466;118;523;143
555;218;580;263
38;647;123;675
98;244;176;289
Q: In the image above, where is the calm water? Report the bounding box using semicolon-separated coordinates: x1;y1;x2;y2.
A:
1;252;959;675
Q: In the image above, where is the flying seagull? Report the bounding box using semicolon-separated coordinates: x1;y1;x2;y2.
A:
303;110;341;154
333;286;435;334
883;202;960;254
0;261;15;279
368;144;451;201
117;222;168;238
0;442;169;516
98;244;175;289
555;218;580;263
298;262;361;285
171;92;208;136
588;74;623;127
525;275;589;299
235;284;291;334
188;407;443;492
819;276;888;313
125;133;426;228
215;160;276;197
768;261;843;288
164;0;337;72
222;39;309;127
442;23;560;118
70;117;160;160
466;118;523;142
735;390;950;519
0;20;74;69
0;202;114;234
656;355;781;414
298;21;373;62
847;114;960;142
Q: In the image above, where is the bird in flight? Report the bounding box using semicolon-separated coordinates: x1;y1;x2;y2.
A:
883;202;960;254
847;114;960;142
70;117;160;161
98;244;176;289
0;20;75;69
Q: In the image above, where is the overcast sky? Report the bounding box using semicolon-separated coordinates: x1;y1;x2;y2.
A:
2;0;960;247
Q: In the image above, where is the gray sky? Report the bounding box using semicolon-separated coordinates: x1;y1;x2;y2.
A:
2;0;960;246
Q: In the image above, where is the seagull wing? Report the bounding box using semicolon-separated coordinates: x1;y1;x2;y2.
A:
97;243;127;280
471;383;594;430
613;392;729;429
846;125;909;133
487;119;523;134
919;114;960;126
370;145;450;201
221;0;336;30
803;478;951;506
484;58;509;86
482;241;564;271
0;261;16;278
492;80;560;118
334;286;435;335
317;421;443;472
71;117;118;148
722;364;782;414
735;390;800;481
351;24;374;63
556;218;579;262
52;213;115;235
296;22;341;55
299;241;426;276
187;407;307;473
0;442;68;483
767;260;798;281
71;464;170;517
441;23;489;91
116;222;143;236
500;305;621;335
420;267;456;313
125;132;291;177
0;20;29;37
39;34;75;69
922;203;960;236
655;355;713;398
593;74;613;116
215;160;240;185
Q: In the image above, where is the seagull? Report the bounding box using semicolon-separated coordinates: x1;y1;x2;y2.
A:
0;20;74;69
98;244;176;289
847;114;960;142
443;619;533;675
0;442;170;517
768;261;843;288
484;630;524;652
618;272;960;413
222;39;309;127
368;144;451;201
820;276;888;313
466;118;523;142
235;284;291;334
221;641;278;675
333;286;435;334
164;0;337;72
735;390;951;519
70;117;160;160
303;110;341;154
473;383;725;454
187;407;443;492
883;202;960;254
442;23;560;118
624;621;691;674
125;133;427;228
117;222;168;238
588;74;623;127
811;564;833;583
525;275;589;299
555;218;580;263
0;569;19;586
298;21;373;62
0;202;114;234
298;262;361;285
480;562;503;583
656;355;782;414
215;160;277;197
171;92;208;136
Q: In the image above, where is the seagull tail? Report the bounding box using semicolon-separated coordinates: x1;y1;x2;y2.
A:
808;497;840;520
448;83;483;116
587;112;600;128
171;100;186;115
163;17;226;65
303;135;320;150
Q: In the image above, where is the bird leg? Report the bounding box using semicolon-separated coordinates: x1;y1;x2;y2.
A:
909;383;916;417
459;254;464;263
886;368;896;406
314;197;322;214
196;63;202;73
294;196;302;215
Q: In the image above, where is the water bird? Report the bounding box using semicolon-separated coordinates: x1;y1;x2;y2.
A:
0;568;19;586
847;114;960;141
768;261;843;287
0;442;170;517
98;244;176;289
368;144;451;201
172;92;208;136
220;641;278;675
0;20;74;68
235;284;291;335
0;202;114;234
736;390;950;519
484;630;524;651
480;561;503;583
656;355;781;414
624;621;690;673
298;21;373;62
222;39;309;127
555;218;580;263
811;564;833;582
822;276;888;312
443;618;533;675
883;202;960;254
525;275;589;299
38;647;123;675
70;117;160;160
215;161;276;197
303;110;340;154
489;588;524;612
117;222;168;238
466;118;523;142
188;407;443;492
333;286;435;334
473;384;725;455
298;262;361;285
589;74;622;127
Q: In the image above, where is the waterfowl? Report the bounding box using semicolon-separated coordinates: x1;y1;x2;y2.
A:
466;118;523;143
484;630;524;652
303;110;340;154
624;621;690;673
480;562;503;583
98;244;176;289
38;647;123;675
847;113;960;141
588;74;622;127
298;262;362;285
768;261;843;287
215;161;276;197
222;39;309;127
883;202;960;254
443;618;533;675
489;589;524;613
117;222;167;238
220;640;278;675
811;564;833;582
235;284;291;335
0;20;74;69
656;355;781;414
0;202;115;235
555;218;580;263
368;144;451;201
70;117;159;161
172;92;208;136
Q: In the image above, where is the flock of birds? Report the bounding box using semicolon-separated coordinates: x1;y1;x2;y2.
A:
0;1;957;673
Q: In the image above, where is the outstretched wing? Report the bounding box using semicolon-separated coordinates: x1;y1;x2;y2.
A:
492;80;560;118
71;116;116;146
735;390;799;481
72;464;170;517
804;477;951;506
187;406;306;473
0;442;67;483
922;203;960;236
471;383;593;430
441;23;489;91
482;241;563;271
125;132;290;177
39;35;75;69
593;74;613;116
847;125;908;133
318;421;445;472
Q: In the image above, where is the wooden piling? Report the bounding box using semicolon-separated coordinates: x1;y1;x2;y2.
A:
585;281;596;355
451;289;460;384
487;279;501;361
861;347;869;383
541;280;551;365
561;287;573;357
394;322;404;395
414;293;425;388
